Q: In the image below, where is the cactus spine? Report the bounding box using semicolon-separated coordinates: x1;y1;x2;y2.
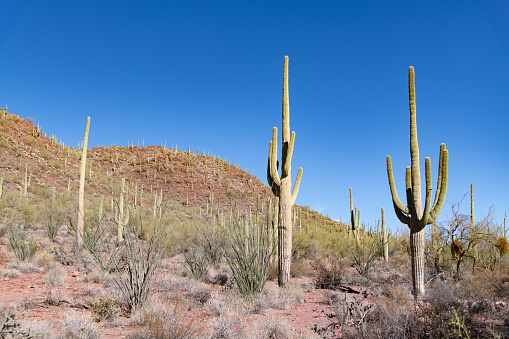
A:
386;67;449;299
77;116;90;256
267;56;303;287
381;207;388;262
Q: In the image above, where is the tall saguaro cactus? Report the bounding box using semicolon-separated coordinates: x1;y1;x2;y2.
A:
77;116;91;256
386;67;449;299
267;56;303;287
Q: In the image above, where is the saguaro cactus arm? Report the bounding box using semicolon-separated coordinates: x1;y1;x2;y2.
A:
291;167;303;204
267;127;281;194
386;156;410;224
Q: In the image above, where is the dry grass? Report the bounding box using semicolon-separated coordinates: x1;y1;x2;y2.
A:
60;311;101;339
44;263;66;286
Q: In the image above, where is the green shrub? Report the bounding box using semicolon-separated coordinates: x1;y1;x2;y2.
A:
222;213;276;296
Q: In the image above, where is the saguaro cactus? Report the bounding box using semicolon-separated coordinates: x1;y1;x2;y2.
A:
115;178;129;242
77;116;91;256
381;207;388;262
470;184;475;228
349;188;361;247
386;67;449;299
267;56;303;287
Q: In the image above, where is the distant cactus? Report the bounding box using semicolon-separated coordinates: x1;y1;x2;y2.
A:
115;178;129;242
349;188;361;247
266;56;303;286
77;116;91;256
386;67;448;299
381;207;388;262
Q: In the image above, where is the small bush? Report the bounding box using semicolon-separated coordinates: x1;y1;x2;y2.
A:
0;268;20;278
208;315;244;339
255;316;292;339
114;218;167;312
45;264;66;286
222;213;276;296
7;226;38;262
44;288;68;306
138;300;198;339
258;283;304;310
89;295;122;322
7;260;39;273
314;256;348;290
60;311;101;339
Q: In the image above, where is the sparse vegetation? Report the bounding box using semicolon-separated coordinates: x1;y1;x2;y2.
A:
0;82;507;338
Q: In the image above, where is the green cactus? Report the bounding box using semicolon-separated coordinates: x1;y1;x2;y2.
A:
99;195;104;221
115;178;129;242
386;67;449;299
381;207;388;262
349;188;362;247
266;56;303;286
77;117;90;256
500;211;507;239
0;176;3;198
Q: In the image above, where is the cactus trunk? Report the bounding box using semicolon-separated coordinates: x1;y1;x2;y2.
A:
382;207;388;262
77;117;90;256
410;227;425;297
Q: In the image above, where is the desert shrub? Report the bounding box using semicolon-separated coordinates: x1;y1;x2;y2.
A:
89;295;122;322
314;256;349;290
37;251;56;269
0;304;33;338
222;213;276;296
44;198;65;242
137;300;197;339
44;263;66;286
44;288;68;306
67;215;119;272
0;268;20;278
208;315;244;339
7;225;38;261
7;260;39;273
291;259;313;278
254;316;293;339
205;266;233;287
258;283;304;310
349;236;383;277
315;294;374;338
155;274;211;307
60;311;101;339
182;243;210;281
114;218;168;312
51;246;74;266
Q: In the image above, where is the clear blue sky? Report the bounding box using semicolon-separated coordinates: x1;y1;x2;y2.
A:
1;0;508;233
